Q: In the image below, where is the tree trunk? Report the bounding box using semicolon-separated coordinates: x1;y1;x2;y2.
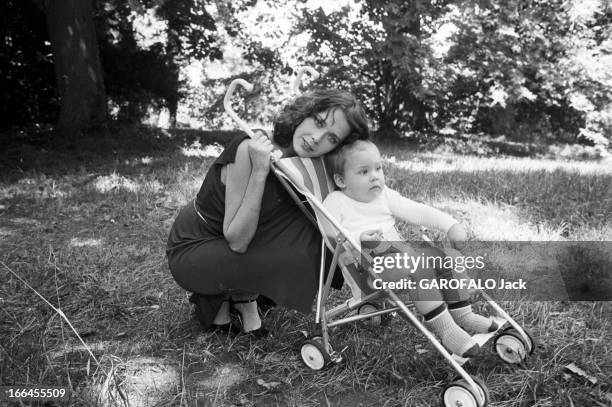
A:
165;17;180;129
167;64;179;128
46;0;106;140
402;0;428;131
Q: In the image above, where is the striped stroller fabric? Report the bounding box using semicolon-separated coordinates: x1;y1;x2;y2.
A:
273;156;347;252
273;157;375;301
273;157;335;203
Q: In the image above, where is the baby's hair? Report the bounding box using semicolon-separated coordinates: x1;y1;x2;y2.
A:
325;139;376;178
272;89;370;148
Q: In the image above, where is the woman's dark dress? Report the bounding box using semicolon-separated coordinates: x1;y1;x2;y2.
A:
167;134;327;324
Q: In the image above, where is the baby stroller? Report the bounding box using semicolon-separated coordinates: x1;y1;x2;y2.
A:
223;70;536;407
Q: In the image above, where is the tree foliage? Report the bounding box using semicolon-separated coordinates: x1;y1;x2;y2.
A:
442;0;610;145
0;0;57;128
2;0;223;131
3;0;611;150
97;0;222;124
295;0;611;147
298;0;452;134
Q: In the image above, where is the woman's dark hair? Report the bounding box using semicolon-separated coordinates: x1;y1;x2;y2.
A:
272;89;370;148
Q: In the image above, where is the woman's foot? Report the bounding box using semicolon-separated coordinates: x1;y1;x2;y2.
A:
231;299;270;337
213;300;231;325
449;302;498;334
210;300;240;334
424;306;480;358
189;294;238;333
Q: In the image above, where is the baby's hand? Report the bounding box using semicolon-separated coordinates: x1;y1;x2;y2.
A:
447;223;468;251
360;230;389;256
360;229;383;242
444;247;463;258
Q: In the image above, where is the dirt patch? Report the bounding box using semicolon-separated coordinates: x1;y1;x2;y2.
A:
123;357;180;407
82;356;180;407
47;341;113;361
185;361;247;406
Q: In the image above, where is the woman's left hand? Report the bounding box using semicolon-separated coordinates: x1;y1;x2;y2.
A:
252;129;271;140
447;223;468;251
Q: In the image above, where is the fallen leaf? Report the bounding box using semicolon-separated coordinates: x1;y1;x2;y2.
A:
391;371;405;382
256;378;282;390
126;305;160;312
415;345;429;354
262;353;283;363
563;363;598;385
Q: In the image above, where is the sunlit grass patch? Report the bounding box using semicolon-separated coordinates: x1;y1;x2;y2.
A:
572;223;612;240
0;174;73;200
4;217;42;226
94;174;139;193
384;151;612;175
119;156;158;167
0;227;14;239
430;198;568;241
180;140;224;158
2;130;611;406
160;159;214;209
383;151;611;236
93;173;163;194
69;237;103;248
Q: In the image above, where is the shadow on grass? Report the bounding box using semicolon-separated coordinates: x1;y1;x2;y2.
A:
1;123;611;404
0;124;246;181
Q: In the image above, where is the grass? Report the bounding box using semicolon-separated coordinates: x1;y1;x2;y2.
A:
1;125;611;406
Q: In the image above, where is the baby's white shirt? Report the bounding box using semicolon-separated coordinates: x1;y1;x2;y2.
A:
322;186;457;246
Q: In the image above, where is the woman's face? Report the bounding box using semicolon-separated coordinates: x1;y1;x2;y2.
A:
292;108;351;158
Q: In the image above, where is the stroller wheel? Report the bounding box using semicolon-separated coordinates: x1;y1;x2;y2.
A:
442;376;488;407
358;302;381;326
301;337;330;370
493;327;535;364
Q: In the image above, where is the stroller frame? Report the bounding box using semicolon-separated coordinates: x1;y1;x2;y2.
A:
271;156;535;407
223;73;535;407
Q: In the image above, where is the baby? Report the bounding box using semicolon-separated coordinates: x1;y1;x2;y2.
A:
323;140;497;357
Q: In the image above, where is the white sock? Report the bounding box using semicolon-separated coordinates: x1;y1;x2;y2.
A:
425;309;479;357
449;304;497;334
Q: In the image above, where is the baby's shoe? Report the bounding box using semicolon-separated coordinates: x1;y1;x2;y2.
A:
449;301;498;334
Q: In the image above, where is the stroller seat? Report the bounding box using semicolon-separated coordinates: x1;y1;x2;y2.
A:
271;155;536;407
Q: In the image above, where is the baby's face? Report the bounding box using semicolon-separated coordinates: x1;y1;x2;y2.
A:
335;142;385;203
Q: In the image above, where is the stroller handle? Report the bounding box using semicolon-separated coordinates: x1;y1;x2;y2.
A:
224;78;282;161
293;67;320;93
224;79;256;138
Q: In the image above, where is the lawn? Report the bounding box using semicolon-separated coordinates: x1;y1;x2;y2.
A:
1;126;611;406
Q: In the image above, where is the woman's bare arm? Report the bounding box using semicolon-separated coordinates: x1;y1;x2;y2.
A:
222;137;273;253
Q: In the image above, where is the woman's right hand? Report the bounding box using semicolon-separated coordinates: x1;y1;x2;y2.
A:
248;135;274;174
